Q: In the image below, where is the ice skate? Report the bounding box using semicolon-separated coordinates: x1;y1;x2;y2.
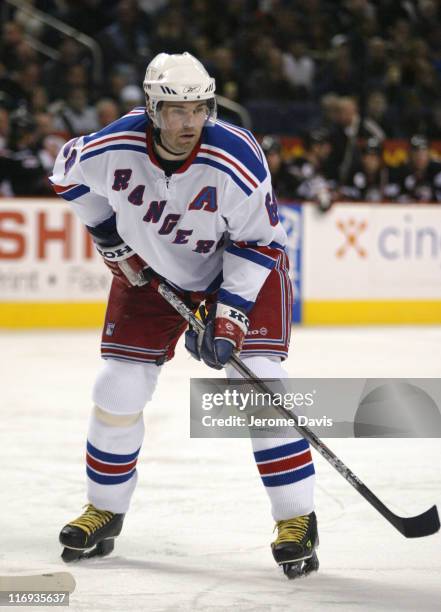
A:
59;504;124;562
271;511;319;579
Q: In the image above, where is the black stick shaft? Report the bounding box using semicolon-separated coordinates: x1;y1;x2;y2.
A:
155;279;440;538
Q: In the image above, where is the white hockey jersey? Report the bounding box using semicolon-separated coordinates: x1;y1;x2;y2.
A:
50;108;287;311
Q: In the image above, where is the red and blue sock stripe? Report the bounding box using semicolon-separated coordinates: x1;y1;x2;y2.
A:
86;441;140;485
254;439;314;487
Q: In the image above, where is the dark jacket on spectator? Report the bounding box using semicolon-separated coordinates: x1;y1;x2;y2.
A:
395;160;441;203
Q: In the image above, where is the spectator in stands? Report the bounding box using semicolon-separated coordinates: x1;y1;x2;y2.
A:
107;67;134;102
34;112;58;141
42;39;89;101
0;64;25;112
261;135;298;201
307;16;329;54
64;65;91;94
0;21;25;71
52;88;99;136
365;90;398;137
0;56;36;110
246;45;298;100
383;61;406;110
96;98;120;128
413;58;441;108
30;86;50;115
2;0;441;201
399;89;428;137
38;134;66;174
320;93;340;129
328;96;385;183
0;108;53;196
400;38;430;88
291;127;335;211
211;47;242;102
149;7;188;56
339;138;393;202
398;42;441;128
396;135;441;202
119;85;144;114
99;0;151;78
389;18;413;58
315;39;360;98
416;0;440;33
17;62;42;106
365;36;389;90
282;40;315;97
32;112;66;174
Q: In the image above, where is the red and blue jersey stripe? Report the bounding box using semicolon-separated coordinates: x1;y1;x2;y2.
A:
51;183;90;201
78;109;148;163
195;121;267;195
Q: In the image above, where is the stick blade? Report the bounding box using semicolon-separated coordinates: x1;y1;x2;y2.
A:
396;505;440;538
0;572;76;593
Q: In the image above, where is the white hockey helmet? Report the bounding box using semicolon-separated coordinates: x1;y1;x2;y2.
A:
143;52;217;127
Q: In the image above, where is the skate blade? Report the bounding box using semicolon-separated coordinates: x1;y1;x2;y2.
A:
282;552;319;579
61;538;115;563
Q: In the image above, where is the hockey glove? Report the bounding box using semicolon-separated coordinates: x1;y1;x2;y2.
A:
185;303;249;370
96;242;149;288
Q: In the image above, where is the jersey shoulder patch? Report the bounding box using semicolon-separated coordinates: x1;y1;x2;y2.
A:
196;120;267;196
79;108;148;163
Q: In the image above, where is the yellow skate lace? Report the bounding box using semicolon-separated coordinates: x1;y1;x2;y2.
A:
68;504;115;536
273;515;310;546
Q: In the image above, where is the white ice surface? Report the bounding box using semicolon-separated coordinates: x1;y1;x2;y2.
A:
1;327;440;612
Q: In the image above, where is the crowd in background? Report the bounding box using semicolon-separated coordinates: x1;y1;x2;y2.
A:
0;0;440;204
262;131;441;210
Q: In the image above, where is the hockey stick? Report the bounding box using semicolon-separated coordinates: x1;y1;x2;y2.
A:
146;272;440;539
0;572;75;593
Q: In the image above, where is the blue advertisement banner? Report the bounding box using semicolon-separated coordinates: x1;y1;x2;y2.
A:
278;202;302;323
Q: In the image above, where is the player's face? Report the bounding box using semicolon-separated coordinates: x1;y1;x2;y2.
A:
159;101;209;154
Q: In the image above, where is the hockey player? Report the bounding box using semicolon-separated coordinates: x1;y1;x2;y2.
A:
395;135;441;203
260;135;299;200
50;52;318;578
291;128;335;212
339;138;391;202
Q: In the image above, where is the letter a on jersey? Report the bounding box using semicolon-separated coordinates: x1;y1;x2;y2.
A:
188;186;217;212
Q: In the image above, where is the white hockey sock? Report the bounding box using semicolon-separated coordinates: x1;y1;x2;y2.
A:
225;355;315;521
86;409;145;514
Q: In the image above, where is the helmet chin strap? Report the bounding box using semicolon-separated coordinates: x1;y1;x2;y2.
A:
153;128;187;157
